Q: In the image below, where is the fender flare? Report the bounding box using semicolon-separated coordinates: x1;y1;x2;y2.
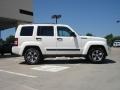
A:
19;41;45;55
82;41;107;55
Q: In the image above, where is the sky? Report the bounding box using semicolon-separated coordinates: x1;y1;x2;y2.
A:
1;0;120;39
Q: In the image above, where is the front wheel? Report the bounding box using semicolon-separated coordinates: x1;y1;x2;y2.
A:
87;47;106;63
24;48;43;65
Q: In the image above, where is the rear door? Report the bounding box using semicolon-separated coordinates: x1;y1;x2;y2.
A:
36;25;57;55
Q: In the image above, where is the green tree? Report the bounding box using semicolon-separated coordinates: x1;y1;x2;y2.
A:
5;35;15;44
86;33;93;36
0;39;5;45
104;34;113;46
104;34;120;46
112;36;120;42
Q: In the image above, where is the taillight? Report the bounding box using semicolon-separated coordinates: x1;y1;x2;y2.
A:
14;38;18;46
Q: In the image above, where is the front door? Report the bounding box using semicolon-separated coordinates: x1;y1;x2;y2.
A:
56;26;80;55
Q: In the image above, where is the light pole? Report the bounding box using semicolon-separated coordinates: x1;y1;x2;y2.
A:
51;15;62;24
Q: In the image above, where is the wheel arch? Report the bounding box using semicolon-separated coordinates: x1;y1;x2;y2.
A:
22;46;42;56
87;45;107;56
82;41;108;56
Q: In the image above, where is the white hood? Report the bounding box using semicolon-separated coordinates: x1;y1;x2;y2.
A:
80;36;106;42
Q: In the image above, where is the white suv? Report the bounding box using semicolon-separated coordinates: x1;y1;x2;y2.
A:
12;24;109;64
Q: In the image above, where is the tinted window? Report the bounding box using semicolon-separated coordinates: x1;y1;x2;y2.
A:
37;26;54;36
20;26;33;36
57;27;73;37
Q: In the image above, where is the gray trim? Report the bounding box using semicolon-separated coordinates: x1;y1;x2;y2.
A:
46;49;80;51
43;54;86;58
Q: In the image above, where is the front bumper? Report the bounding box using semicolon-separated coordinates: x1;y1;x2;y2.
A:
106;45;111;56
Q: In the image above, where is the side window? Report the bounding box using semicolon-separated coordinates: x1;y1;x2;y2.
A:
57;26;73;37
37;26;54;36
20;26;33;36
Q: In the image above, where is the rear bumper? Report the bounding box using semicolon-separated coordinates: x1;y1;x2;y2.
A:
12;46;22;55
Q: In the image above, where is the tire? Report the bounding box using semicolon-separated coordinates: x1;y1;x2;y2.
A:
1;53;4;56
24;48;43;65
87;47;106;63
11;52;14;55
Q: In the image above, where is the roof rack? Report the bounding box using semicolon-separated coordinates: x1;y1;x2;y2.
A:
18;23;57;25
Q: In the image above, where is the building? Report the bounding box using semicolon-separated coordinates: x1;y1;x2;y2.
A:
0;0;33;38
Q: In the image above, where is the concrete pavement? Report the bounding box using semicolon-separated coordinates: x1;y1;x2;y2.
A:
0;48;120;90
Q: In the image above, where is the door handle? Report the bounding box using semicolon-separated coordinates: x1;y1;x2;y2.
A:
57;38;63;41
36;38;42;41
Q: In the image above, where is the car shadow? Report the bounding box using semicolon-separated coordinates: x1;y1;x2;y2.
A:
0;54;20;59
20;58;116;65
43;59;116;64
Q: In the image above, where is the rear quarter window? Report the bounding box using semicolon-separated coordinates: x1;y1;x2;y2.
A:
20;26;34;36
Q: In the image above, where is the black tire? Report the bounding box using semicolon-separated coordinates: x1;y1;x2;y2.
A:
11;52;14;55
24;48;43;65
86;47;106;64
1;53;4;56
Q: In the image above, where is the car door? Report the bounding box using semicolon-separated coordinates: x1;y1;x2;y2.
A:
36;26;57;55
56;26;80;55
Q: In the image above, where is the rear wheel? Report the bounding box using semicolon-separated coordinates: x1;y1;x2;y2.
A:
1;53;4;56
87;47;106;63
24;48;43;65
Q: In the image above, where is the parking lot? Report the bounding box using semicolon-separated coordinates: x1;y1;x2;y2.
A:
0;48;120;90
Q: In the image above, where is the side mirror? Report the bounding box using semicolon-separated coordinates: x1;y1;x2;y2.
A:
70;32;76;37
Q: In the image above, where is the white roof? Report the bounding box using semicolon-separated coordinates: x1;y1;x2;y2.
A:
18;24;70;27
